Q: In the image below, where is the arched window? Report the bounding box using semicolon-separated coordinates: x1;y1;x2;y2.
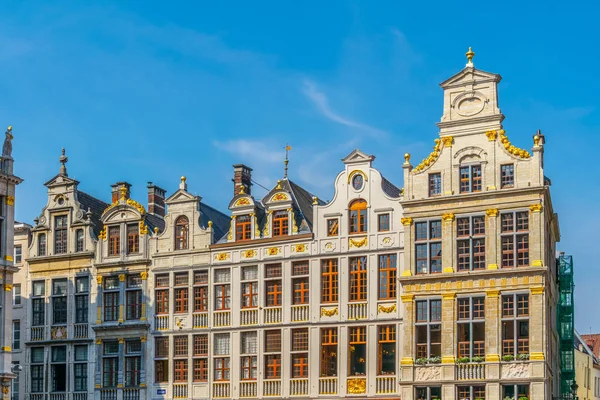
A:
272;210;289;237
175;216;189;250
236;215;252;241
349;200;368;234
75;229;84;252
38;233;47;256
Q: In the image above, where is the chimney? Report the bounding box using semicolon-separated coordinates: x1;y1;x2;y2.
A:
232;164;252;196
111;182;132;203
147;182;166;216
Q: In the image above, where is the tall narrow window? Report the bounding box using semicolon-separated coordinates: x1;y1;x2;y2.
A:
321;259;338;303
214;333;230;381
378;213;390;232
292;261;309;305
32;281;45;326
103;342;119;387
74;229;84;252
264;330;282;379
502;294;529;356
241;266;258;309
415;299;442;359
457;386;486;400
214;269;231;311
327;218;339;236
175;216;189;250
13;284;21;306
348;326;367;376
103;276;120;322
38;233;46;256
54;215;68;254
379;254;397;300
51;346;67;392
75;277;89;323
174;272;189;314
501;164;515;188
378;326;396;375
291;329;309;378
320;328;338;377
501;211;529;268
349;257;367;302
11;361;19;400
126;275;142;320
240;332;257;380
154;337;169;383
416;386;442;400
272;210;289;237
12;320;20;350
349;199;368;234
173;336;188;382
236;215;252;241
155;274;170;316
457;297;485;358
502;384;529;400
415;220;442;274
127;224;139;254
125;340;142;387
265;264;282;307
108;226;120;256
193;270;209;312
52;279;67;325
74;345;88;391
14;245;22;263
459;164;482;193
193;334;209;382
31;348;45;392
429;173;441;197
457;216;486;271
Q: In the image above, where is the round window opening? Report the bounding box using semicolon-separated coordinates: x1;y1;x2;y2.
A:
352;174;364;190
57;197;64;206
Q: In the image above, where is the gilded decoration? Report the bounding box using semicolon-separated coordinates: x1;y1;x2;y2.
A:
1;347;10;353
98;226;106;240
271;192;289;202
140;271;148;280
96;338;102;345
140;336;147;343
442;356;455;364
485;130;498;141
349;237;367;248
378;304;397;314
262;211;272;237
532;260;543;267
529;204;543;213
139;221;149;235
6;196;14;206
441;136;453;147
347;378;366;394
413;138;442;173
267;247;280;256
404;153;410;164
530;286;544;295
403;274;543;293
533;134;541;147
290;209;299;234
118;274;125;282
400;357;414;366
3;255;12;262
401;294;414;303
227;216;234;241
126;198;146;215
312;196;319;205
321;307;338;317
347;170;368;183
51;326;67;339
153;227;159;235
234;197;251;207
530;352;545;361
498;129;531;158
486;354;500;362
294;244;307;253
486;208;499;217
118;338;125;344
3;284;11;292
401;217;413;226
442;213;455;222
242;249;257;259
96;276;103;285
216;252;229;261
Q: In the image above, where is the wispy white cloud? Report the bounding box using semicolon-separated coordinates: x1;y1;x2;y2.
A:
301;79;388;139
213;139;284;163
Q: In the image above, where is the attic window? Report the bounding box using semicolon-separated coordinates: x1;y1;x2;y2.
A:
349;200;368;234
272;211;288;237
175;216;189;250
352;174;364;190
236;215;252;241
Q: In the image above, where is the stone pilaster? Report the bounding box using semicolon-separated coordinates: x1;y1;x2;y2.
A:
140;272;148;321
95;339;102;388
118;274;126;323
485;209;499;269
96;276;103;324
117;338;125;387
529;286;545;359
529;205;544;267
140;336;147;387
400;294;415;365
441;214;454;273
441;292;455;363
401;218;413;276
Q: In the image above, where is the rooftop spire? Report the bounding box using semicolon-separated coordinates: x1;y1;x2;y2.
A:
465;47;475;68
284;144;291;178
59;148;68;176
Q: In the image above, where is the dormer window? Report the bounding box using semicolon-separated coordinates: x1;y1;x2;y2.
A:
175;216;189;250
501;164;514;188
54;215;68;254
38;233;47;256
459;165;482;193
236;215;252;241
75;229;84;252
108;226;120;256
352;174;364;190
127;224;139;254
327;219;339;237
272;210;288;237
349;200;368;234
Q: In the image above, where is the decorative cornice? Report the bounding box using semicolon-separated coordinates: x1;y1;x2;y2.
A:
486;208;499;217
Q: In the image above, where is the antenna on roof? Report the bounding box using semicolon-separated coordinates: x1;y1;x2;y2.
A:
284;144;292;178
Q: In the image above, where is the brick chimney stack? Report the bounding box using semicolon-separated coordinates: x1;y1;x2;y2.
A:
147;182;166;216
233;164;252;196
111;182;132;203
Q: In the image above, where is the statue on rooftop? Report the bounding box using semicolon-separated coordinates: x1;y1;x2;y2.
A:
2;126;13;158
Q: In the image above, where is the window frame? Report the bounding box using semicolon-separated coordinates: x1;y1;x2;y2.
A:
292;261;309;305
108;225;120;256
38;233;46;256
500;211;529;268
272;210;289;237
321;259;338;303
349;199;368;234
456;296;486;358
349;257;367;302
54;215;68;255
326;218;339;237
501;293;530;356
415;220;442;274
456;215;486;271
378;254;397;300
459;164;482;193
175;216;189;250
378;213;390;232
501;164;515;189
235;214;252;241
428;173;442;197
415;298;442;359
75;229;84;253
126;224;139;254
320;328;338;377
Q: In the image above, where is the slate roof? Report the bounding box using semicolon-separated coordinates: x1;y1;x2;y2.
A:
77;190;109;237
381;176;402;198
199;203;230;242
262;178;323;232
144;213;165;235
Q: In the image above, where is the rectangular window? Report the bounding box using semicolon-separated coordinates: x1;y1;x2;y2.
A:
103;342;119;388
265;264;282;307
52;279;67;325
502;384;529;400
214;357;230;381
378;213;390;231
31;347;45;392
272;210;289;236
378;254;397;300
265;330;281;353
292;262;309;305
155;289;169;315
321;259;338;303
104;292;119;322
155;337;169;358
241;266;258;309
194;269;209;312
457;216;486;271
12;320;20;350
75;279;89;323
348;326;367;376
459;164;482;193
125;340;141;387
264;330;281;379
291;329;309;378
13;284;21;305
126;276;142;320
215;284;231;310
174;335;188;357
54;215;68;254
155;274;170;287
173;359;188;382
127;224;139;254
320;328;338;377
11;361;19;400
214;333;230;355
349;257;367;302
502;294;529;356
236;214;252;241
416;387;442;400
457;297;485;358
457;386;486;400
501;211;529;268
193;358;208;382
378;325;396;375
501;164;515;188
14;245;21;263
155;360;168;383
32;298;45;326
415;220;442;274
75;229;84;252
429;173;442;197
415;299;442;358
194;334;209;355
174;272;188;286
327;218;339;236
241;332;257;380
108;226;120;256
174;287;188;313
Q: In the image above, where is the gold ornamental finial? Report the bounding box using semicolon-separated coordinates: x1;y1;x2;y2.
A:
466;47;475;67
533;134;540;147
153;226;159;234
284;145;292;178
276;180;282;190
119;186;127;200
404;153;411;165
312;196;318;205
181;176;186;183
239;185;245;195
6;126;11;132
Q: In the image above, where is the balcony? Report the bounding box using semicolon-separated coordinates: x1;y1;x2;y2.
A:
31;394;92;400
73;394;89;400
291;305;309;322
31;326;46;341
74;323;89;339
100;389;117;400
213;382;230;398
192;312;209;328
456;363;485;380
122;389;141;400
376;376;397;394
213;311;231;327
319;378;337;395
172;384;187;399
290;379;309;396
263;380;281;396
264;307;282;324
154;315;169;331
240;309;259;326
348;302;367;320
50;394;67;400
239;381;257;398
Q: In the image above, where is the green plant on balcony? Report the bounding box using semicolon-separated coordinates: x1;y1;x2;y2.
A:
516;353;530;361
518;396;529;400
415;358;427;365
456;356;471;364
428;356;441;364
502;354;515;362
471;356;485;363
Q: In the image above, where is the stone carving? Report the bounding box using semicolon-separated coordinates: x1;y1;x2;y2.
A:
3;126;13;157
415;365;442;381
501;362;530;379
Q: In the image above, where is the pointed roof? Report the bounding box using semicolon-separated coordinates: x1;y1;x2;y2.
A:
439;67;501;89
44;148;80;187
342;149;375;165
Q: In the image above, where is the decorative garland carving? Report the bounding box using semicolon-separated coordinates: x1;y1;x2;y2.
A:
139;221;149;235
98;226;106;240
347;378;366;394
271;193;289;202
242;249;257;259
227;216;234;241
498;129;531;158
294;244;307;253
485;130;498;141
267;247;280;256
234;197;251;207
378;304;397;314
349;237;367;248
216;252;229;261
262;211;272;237
413;138;442;173
321;307;338;317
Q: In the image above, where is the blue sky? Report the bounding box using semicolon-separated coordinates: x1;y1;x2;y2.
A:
1;1;598;331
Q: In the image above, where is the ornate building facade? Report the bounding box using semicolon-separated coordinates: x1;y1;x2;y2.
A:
10;50;563;400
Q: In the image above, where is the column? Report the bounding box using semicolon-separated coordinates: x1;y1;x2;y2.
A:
95;339;103;389
139;336;147;388
485;290;501;381
117;338;125;388
442;213;454;273
140;272;148;321
96;276;103;325
118;274;125;323
441;136;454;195
401;218;413;276
486;209;499;270
441;293;455;364
366;324;377;397
529;205;544;267
529;287;545;360
400;295;414;372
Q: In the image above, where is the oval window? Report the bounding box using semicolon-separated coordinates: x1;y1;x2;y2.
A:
352;174;364;190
